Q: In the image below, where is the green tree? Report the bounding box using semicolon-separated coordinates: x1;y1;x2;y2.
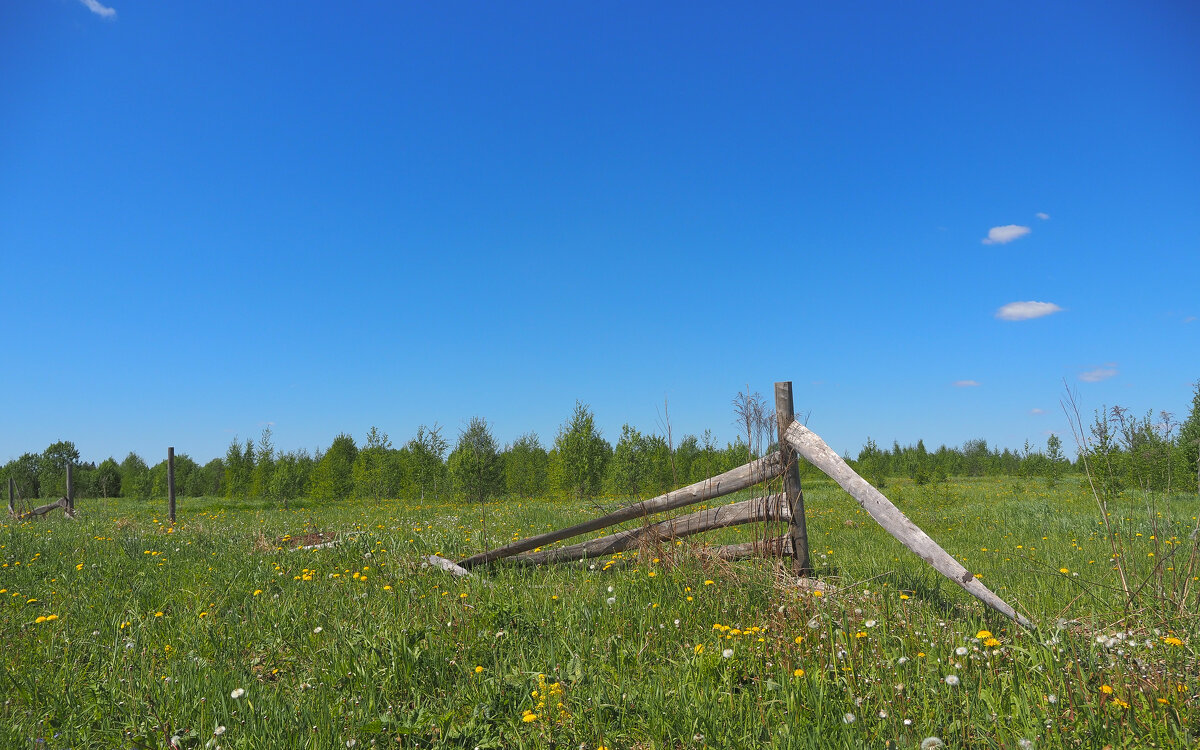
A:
407;424;448;500
120;452;151;500
553;401;610;499
309;433;357;501
39;440;81;498
5;453;42;500
675;434;700;486
504;432;548;498
223;438;255;499
1177;380;1200;495
199;458;225;496
607;424;650;497
353;426;399;501
448;417;502;503
250;427;275;499
270;450;309;509
1044;433;1066;487
95;457;122;498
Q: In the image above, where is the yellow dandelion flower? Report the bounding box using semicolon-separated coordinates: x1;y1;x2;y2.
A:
975;630;992;639
811;590;823;598
984;637;1001;647
1100;684;1113;694
1112;698;1129;709
793;668;805;677
1163;636;1183;646
1059;568;1069;574
475;666;484;673
704;580;715;586
253;589;262;596
154;612;163;617
694;644;704;654
794;636;803;645
899;594;910;600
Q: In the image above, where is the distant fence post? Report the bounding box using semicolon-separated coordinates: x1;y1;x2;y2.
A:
775;381;811;576
66;463;74;512
7;477;13;516
167;447;176;524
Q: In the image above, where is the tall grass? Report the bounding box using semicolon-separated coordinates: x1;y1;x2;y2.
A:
1;477;1196;748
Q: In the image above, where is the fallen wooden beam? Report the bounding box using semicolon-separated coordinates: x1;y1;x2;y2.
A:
784;421;1033;629
457;452;784;569
18;497;77;521
700;535;792;560
511;493;789;565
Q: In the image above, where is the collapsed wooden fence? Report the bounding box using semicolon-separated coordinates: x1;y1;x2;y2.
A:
442;381;1033;629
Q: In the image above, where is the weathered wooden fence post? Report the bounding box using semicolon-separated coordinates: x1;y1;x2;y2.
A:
7;477;13;516
167;447;176;524
775;381;811;576
66;463;74;512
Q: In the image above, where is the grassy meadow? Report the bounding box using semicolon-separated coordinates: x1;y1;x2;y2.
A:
2;477;1198;749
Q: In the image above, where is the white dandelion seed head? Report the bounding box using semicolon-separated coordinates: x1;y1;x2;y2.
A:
843;712;856;724
230;688;246;699
313;627;322;634
1047;694;1057;703
214;726;227;736
921;739;945;750
903;718;912;726
607;586;614;593
807;618;821;629
878;710;888;718
944;675;960;687
606;597;616;605
721;648;734;659
865;620;877;628
897;656;908;665
955;646;969;656
1018;739;1034;750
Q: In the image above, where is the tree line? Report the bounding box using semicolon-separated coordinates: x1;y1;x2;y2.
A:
3;383;1197;505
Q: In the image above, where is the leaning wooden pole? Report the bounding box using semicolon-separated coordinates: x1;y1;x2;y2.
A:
775;382;811;576
458;452;784;569
784;421;1033;628
66;464;73;512
7;477;14;516
512;494;789;565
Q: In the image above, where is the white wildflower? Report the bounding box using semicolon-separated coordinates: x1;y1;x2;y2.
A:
843;713;856;724
230;688;246;699
944;675;959;687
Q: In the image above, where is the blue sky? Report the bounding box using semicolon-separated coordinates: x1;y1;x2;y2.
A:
2;1;1198;464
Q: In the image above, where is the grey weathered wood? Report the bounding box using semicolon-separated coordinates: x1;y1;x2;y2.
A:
511;494;790;565
167;447;176;524
426;555;473;577
701;535;792;560
7;477;13;516
457;452;784;569
66;464;73;511
775;381;811;575
784;421;1033;628
19;497;74;520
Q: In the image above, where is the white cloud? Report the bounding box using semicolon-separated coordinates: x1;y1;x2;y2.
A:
995;301;1063;321
982;225;1031;245
1035;212;1050;220
1184;316;1197;324
79;0;116;18
953;380;980;387
1079;365;1118;383
1030;408;1046;415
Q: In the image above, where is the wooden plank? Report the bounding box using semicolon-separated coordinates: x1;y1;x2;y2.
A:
18;497;69;520
700;535;792;560
167;447;176;524
457;452;784;569
510;494;789;565
784;421;1033;628
775;381;811;575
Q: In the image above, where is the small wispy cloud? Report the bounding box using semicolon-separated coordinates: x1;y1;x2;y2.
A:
995;301;1063;321
1184;316;1197;324
1035;212;1050;220
982;225;1031;245
79;0;116;17
1030;408;1046;415
1079;365;1118;383
953;380;981;388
